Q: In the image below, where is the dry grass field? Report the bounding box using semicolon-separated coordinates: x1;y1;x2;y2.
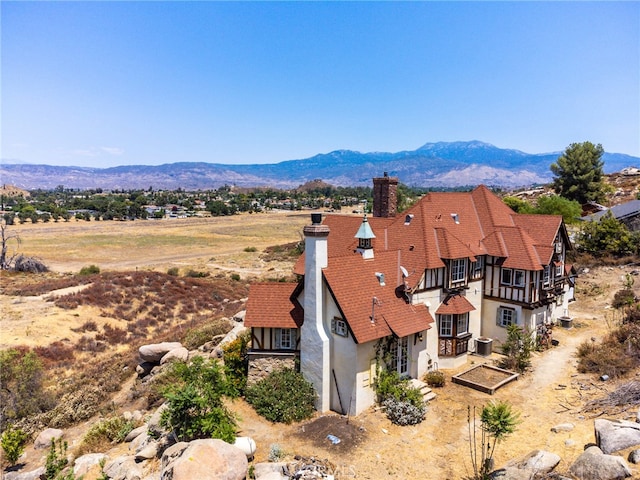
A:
1;211;639;479
6;211;312;276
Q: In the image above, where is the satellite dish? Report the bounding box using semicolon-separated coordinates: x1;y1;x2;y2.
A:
400;266;409;277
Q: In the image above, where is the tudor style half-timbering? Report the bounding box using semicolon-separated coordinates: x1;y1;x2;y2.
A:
244;176;575;414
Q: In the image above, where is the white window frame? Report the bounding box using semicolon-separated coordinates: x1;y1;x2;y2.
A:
513;270;525;287
555;264;563;277
543;265;551;286
276;328;293;350
498;307;516;328
439;314;453;337
333;318;348;337
451;259;466;284
456;313;469;336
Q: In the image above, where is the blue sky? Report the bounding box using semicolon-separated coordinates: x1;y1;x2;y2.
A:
2;1;638;168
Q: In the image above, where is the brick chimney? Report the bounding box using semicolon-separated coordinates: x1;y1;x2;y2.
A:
300;213;331;412
373;172;398;218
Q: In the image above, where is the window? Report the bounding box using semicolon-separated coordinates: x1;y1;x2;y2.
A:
276;328;293;349
498;307;516;328
332;317;348;337
513;270;525;287
439;313;468;337
543;265;551;286
451;259;466;283
456;313;469;336
501;268;512;285
439;315;453;337
555;264;563;277
502;268;524;287
473;256;485;273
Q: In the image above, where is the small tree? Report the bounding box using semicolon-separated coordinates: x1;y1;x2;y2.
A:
160;356;237;443
1;425;28;466
550;141;606;204
468;401;520;479
499;325;534;373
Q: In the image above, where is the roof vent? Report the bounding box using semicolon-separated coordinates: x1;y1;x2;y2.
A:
375;272;386;286
451;213;459;224
404;214;414;225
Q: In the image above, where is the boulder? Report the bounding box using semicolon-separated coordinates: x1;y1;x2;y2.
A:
595;419;640;454
568;445;632;480
253;462;288;480
551;423;574;433
34;428;64;449
628;449;640;464
73;453;109;477
509;449;561;474
160;438;247;480
160;346;189;365
490;467;539;480
147;403;169;437
103;455;144;480
3;466;45;480
125;425;148;443
136;441;160;461
139;342;183;363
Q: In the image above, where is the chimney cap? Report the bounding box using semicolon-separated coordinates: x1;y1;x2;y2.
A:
311;213;322;225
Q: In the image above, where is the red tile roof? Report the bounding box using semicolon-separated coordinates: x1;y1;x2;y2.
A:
323;250;434;343
435;294;476;315
244;283;303;329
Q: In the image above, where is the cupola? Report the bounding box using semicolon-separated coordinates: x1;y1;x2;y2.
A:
355;214;376;259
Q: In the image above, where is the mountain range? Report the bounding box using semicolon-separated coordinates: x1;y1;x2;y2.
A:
1;141;638;191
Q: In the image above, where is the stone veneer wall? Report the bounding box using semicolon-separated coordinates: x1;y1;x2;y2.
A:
247;352;298;385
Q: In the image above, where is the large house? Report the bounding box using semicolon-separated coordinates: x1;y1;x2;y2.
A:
244;174;575;416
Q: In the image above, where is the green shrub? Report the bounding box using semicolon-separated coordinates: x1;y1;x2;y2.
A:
268;443;285;462
1;425;28;465
424;370;446;388
185;269;210;278
230;273;241;281
374;369;425;425
45;438;69;480
0;348;53;428
77;415;135;455
160;357;237;442
245;368;316;423
182;318;233;350
79;264;100;275
374;369;423;406
243;246;258;253
167;267;180;276
222;330;250;395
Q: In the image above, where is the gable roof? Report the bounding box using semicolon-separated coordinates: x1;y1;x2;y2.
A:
244;283;303;329
323;249;434;344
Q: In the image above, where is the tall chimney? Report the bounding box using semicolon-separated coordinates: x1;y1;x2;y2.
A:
301;213;331;412
373;172;398;218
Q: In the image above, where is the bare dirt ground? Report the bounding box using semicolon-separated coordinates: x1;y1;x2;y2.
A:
1;214;639;479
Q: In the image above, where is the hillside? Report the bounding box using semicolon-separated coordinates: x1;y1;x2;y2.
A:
1;140;638;190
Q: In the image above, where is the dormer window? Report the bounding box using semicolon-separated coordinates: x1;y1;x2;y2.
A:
451;259;466;284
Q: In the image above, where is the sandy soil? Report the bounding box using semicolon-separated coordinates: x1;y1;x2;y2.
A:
1;216;639;479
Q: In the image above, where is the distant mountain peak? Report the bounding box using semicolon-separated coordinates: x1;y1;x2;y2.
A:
1;141;637;190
